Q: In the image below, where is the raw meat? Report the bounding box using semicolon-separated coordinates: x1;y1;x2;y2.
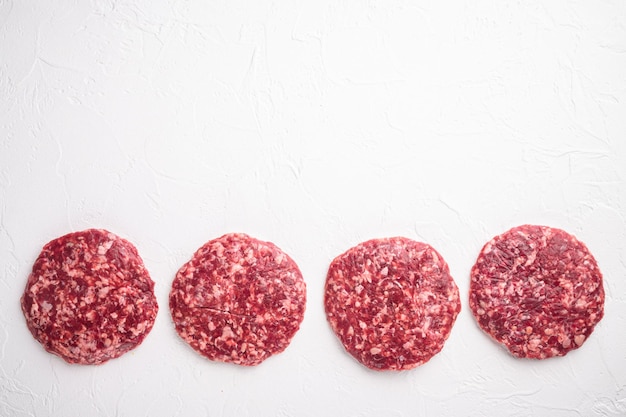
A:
469;224;604;359
324;237;461;371
169;233;306;366
21;229;158;365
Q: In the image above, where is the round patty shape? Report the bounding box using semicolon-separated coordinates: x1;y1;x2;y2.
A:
21;229;158;365
169;233;306;366
324;237;461;371
469;225;604;359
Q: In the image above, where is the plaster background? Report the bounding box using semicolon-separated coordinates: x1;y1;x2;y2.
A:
1;1;625;416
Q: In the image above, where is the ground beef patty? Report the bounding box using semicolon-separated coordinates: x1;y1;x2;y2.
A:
324;237;461;371
169;233;306;366
21;229;158;365
469;225;604;359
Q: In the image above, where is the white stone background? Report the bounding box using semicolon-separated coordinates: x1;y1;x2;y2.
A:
1;1;625;416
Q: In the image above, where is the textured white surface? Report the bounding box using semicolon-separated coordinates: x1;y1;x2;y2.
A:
1;1;625;416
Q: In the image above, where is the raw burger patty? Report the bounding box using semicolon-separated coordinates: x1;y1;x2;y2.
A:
169;233;306;366
21;229;158;365
469;225;604;359
324;237;461;371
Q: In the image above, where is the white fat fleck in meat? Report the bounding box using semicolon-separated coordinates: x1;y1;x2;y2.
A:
85;310;97;322
229;263;244;274
97;240;114;255
220;326;235;339
280;298;293;311
527;338;541;351
574;334;586;346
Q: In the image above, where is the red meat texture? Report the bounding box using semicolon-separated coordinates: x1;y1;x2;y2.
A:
21;229;158;365
169;233;306;366
324;237;461;371
470;225;604;359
